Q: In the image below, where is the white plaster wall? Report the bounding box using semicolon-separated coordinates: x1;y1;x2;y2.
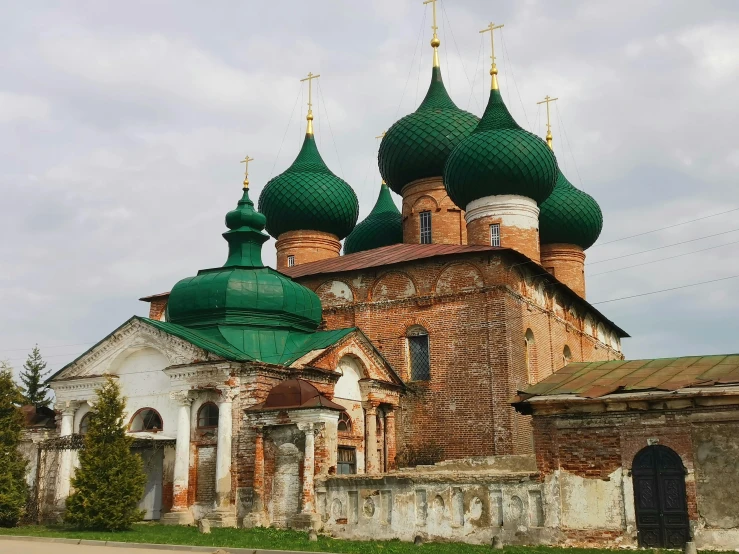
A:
559;468;625;530
110;347;176;436
333;356;365;474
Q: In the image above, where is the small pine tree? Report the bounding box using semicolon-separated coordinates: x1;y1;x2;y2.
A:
0;363;28;527
20;346;51;408
65;377;146;530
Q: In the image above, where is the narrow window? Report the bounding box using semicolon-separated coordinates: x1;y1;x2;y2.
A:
337;446;357;474
419;211;432;244
129;408;163;432
197;402;219;428
525;329;536;384
287;255;295;267
407;326;431;381
337;411;352;434
563;345;572;367
78;413;90;435
490;223;500;247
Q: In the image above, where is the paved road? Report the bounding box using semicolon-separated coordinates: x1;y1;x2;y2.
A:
0;540;189;553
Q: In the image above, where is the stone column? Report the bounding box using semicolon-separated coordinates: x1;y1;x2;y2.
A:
55;401;79;508
363;402;379;474
300;423;316;513
384;406;397;471
208;387;237;527
162;391;194;525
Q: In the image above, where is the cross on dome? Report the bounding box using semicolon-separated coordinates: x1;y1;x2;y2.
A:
300;72;321;135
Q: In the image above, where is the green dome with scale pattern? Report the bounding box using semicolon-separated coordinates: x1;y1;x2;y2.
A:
344;183;403;255
258;133;359;240
539;170;603;250
378;67;479;196
444;88;558;209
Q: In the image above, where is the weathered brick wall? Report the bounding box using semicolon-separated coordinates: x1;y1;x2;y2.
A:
401;177;467;245
195;445;216;504
294;251;621;461
148;297;167;320
275;229;341;270
467;215;540;264
540;244;586;299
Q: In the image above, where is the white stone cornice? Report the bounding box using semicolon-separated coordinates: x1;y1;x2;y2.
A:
465;194;539;229
169;390;196;406
51;377;109;404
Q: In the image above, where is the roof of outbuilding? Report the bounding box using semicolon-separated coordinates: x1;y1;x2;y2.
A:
247;378;345;412
513;354;739;403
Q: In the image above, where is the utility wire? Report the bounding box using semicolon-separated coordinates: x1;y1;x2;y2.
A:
394;7;426;120
270;82;302;179
592;207;739;248
555;103;584;189
317;80;345;179
588;227;739;265
440;0;481;112
499;29;531;129
592;274;739;305
466;34;484;112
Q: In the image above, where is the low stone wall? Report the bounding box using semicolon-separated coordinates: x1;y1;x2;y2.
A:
316;456;561;545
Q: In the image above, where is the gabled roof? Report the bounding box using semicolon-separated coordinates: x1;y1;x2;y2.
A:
513;354;739;403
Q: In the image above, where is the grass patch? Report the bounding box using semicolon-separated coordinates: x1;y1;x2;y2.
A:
0;523;712;554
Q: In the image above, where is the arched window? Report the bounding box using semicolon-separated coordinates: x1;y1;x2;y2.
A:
407;325;431;381
197;402;219;428
524;329;536;384
129;408;163;432
79;413;90;435
337;412;352;434
563;345;572;367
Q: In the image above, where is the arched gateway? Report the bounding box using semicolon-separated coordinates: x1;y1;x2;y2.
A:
632;445;690;548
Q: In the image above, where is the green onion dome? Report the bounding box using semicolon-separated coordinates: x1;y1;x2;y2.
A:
539;170;603;250
444;88;558;209
258;133;359;240
378;67;479;195
167;187;322;333
344;183;403;255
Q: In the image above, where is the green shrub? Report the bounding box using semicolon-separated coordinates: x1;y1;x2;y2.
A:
65;377;146;530
0;365;28;527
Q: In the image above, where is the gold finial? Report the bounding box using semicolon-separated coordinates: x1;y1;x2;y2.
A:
536;95;558;150
423;0;441;67
300;72;321;135
479;22;504;90
240;155;254;189
376;131;387;185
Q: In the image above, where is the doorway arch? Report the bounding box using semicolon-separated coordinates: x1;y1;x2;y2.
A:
632;445;690;548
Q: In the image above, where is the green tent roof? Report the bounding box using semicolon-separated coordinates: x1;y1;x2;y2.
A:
344;183;403;255
378;67;479;196
444;88;558;209
539;170;603;250
258;133;359;239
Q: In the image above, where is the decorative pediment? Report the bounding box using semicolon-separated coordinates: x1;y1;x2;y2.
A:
50;317;224;382
291;330;403;387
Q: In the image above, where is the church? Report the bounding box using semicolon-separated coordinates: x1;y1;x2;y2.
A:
32;2;739;550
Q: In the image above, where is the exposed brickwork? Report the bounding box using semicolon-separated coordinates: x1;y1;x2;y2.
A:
195;445;216;503
401;177;466;245
467;215;540;263
275;229;341;270
540;243;586;298
293;250;621;461
148;297;167;320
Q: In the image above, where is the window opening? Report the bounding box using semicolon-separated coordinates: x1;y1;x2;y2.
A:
490;223;500;247
337;446;356;474
563;345;572;367
287;255;295;267
130;408;163;432
197;402;219;428
420;211;432;244
525;329;536;384
337;411;352;434
79;413;90;435
408;327;431;381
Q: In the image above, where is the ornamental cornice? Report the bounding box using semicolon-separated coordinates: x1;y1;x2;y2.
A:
52;377;109;404
55;318;224;381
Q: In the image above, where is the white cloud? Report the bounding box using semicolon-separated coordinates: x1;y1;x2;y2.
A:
0;91;50;122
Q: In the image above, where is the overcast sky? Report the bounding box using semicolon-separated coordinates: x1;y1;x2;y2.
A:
2;0;738;377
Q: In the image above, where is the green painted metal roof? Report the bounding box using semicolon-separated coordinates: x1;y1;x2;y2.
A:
378;67;479;195
444;88;558;208
516;354;739;401
539;170;603;250
344;183;403;255
258;133;359;239
167;187;323;333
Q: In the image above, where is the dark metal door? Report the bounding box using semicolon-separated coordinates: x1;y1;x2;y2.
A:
633;445;690;548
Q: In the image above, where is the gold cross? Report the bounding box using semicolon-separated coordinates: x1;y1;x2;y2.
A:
423;0;441;66
536;95;558;150
480;22;505;90
300;72;321;134
240;155;254;189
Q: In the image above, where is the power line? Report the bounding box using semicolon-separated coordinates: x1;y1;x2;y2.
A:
440;0;481;113
316;80;344;179
591;274;739;305
592;207;739;248
589;239;739;277
269;82;302;179
588;227;739;265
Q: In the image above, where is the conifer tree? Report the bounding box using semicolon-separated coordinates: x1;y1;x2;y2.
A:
65;377;146;530
0;363;28;527
20;346;50;408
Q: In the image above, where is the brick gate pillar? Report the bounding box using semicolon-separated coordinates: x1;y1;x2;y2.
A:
363;402;379;474
384;406;397;471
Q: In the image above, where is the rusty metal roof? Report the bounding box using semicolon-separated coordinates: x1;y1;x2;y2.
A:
139;292;170;302
281;243;503;279
247;378;345;412
514;354;739;402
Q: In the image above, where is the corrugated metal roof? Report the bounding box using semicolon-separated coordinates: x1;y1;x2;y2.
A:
514;355;739;401
281;243;504;279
